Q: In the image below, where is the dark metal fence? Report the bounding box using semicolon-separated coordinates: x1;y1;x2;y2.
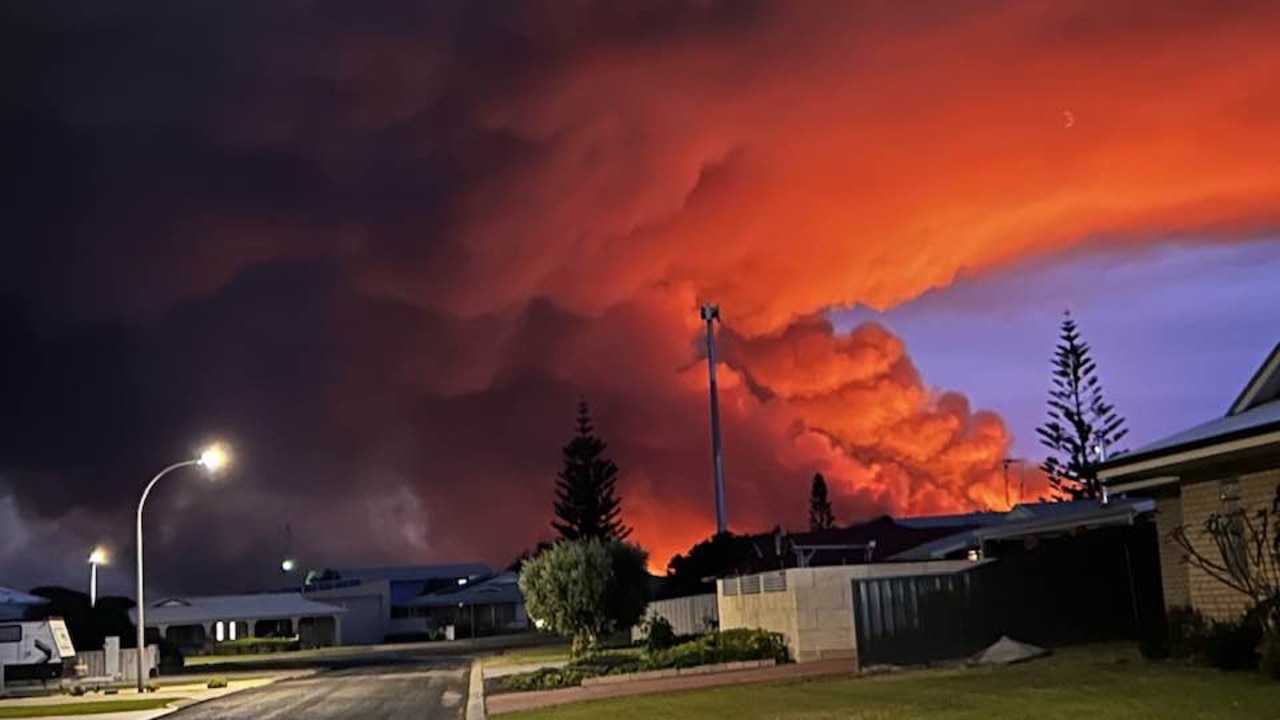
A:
853;523;1165;667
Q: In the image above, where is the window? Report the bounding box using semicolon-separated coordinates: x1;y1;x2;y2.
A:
229;621;238;640
0;625;20;643
215;621;225;642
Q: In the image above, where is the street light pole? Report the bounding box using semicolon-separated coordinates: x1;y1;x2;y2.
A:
135;445;229;692
89;547;107;610
700;304;728;535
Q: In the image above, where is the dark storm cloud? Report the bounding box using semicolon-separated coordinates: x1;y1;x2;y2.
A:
4;0;1279;591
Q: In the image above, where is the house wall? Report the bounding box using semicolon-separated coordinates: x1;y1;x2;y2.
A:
304;580;390;645
1154;495;1190;608
1178;468;1279;622
718;561;971;664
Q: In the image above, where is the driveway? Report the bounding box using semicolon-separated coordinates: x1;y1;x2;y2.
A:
167;655;471;720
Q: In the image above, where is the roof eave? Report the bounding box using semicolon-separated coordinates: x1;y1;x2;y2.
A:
1229;342;1280;415
1099;423;1280;483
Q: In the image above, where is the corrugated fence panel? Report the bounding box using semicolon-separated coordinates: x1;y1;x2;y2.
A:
853;570;982;667
851;524;1164;667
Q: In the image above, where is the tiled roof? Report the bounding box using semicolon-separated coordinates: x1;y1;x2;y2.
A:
402;572;523;608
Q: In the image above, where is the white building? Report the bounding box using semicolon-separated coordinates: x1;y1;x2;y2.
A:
130;593;346;652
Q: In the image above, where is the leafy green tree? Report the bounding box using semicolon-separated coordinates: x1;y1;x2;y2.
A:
519;538;649;656
809;472;835;531
664;532;755;597
553;399;631;541
1036;312;1129;499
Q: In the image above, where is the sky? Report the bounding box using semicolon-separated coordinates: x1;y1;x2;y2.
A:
2;1;1280;596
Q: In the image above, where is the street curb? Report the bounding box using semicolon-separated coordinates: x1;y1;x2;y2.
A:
467;660;487;720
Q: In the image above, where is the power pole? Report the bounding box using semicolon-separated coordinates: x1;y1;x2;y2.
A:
1000;458;1024;509
700;304;728;535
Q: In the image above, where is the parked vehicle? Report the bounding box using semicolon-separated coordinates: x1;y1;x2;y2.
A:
0;618;76;685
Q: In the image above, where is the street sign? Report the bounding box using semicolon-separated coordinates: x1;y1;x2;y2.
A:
48;618;76;658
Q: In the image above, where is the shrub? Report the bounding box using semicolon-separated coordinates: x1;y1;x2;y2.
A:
647;628;789;670
68;685;87;697
1201;618;1261;671
498;666;588;693
570;653;644;676
206;677;229;689
519;538;650;657
496;628;789;694
1260;628;1280;681
642;616;677;653
1166;605;1209;660
215;637;301;655
145;682;160;693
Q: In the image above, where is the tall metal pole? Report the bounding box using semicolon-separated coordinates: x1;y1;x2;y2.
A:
700;304;728;535
135;460;199;692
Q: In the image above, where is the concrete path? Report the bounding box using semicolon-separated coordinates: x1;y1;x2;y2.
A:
487;659;855;714
166;656;472;720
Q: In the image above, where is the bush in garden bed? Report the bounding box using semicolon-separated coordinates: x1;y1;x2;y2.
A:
496;628;789;693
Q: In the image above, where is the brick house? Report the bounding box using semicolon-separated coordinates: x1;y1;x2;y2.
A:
1099;342;1280;622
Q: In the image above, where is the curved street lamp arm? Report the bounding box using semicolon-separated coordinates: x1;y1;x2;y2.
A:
135;458;200;691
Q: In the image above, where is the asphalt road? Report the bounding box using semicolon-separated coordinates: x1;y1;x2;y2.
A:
167;655;472;720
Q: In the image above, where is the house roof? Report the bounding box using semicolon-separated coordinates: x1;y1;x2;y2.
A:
330;564;491;584
401;572;523;608
737;517;982;572
1230;342;1280;415
890;498;1154;560
896;511;1008;529
0;586;48;608
130;593;346;626
1100;341;1280;481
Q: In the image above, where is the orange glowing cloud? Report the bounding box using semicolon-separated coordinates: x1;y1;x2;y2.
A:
350;2;1280;566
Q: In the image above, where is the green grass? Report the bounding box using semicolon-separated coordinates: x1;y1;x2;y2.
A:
482;643;644;669
482;643;573;669
504;644;1280;720
0;698;176;718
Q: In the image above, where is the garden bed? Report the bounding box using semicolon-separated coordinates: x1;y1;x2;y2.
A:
491;629;789;695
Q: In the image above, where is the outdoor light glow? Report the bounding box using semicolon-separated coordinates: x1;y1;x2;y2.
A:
88;547;108;565
198;443;230;471
281;558;296;572
457;577;468;586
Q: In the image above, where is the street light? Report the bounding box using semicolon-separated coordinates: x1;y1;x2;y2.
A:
135;443;230;691
88;547;108;609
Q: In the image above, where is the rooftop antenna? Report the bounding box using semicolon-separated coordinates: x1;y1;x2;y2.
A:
700;303;728;535
1095;436;1110;505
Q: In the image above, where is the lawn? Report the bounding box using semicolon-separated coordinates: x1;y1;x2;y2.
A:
504;644;1280;720
482;643;572;669
0;698;176;718
482;642;645;670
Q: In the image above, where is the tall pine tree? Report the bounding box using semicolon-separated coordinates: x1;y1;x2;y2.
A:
1036;312;1129;500
552;399;631;541
808;472;835;531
